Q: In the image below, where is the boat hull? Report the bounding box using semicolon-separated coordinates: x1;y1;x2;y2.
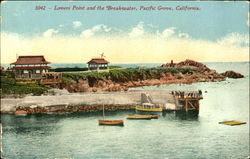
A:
14;110;28;116
127;114;152;120
135;106;163;112
98;120;124;126
150;114;160;119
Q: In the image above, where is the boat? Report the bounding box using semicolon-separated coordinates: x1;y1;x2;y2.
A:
98;104;124;126
98;120;124;126
150;114;160;119
135;103;163;112
127;114;152;120
219;120;246;126
14;110;28;116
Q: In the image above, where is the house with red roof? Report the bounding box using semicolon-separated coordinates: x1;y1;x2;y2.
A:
87;58;109;72
11;55;51;79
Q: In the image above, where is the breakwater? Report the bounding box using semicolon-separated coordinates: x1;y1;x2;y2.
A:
15;104;135;114
1;90;174;114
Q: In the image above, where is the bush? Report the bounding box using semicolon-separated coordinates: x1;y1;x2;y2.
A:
62;67;194;83
49;67;88;72
108;65;123;69
0;72;47;96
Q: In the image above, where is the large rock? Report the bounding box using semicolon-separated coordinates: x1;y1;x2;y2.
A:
162;59;211;72
221;70;244;78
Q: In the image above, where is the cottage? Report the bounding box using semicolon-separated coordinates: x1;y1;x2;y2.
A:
11;55;51;79
87;58;109;72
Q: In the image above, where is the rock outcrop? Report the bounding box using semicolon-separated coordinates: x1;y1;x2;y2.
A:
221;70;244;78
162;59;212;72
60;59;244;93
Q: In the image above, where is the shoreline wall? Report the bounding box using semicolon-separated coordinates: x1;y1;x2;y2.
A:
14;104;136;115
1;90;175;114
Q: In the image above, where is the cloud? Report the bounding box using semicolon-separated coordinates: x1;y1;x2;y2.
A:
80;24;111;38
72;21;82;29
129;21;144;38
1;23;248;63
92;25;111;32
43;29;59;38
161;27;176;38
217;32;249;47
178;32;190;38
1;31;249;64
157;27;189;39
81;29;94;38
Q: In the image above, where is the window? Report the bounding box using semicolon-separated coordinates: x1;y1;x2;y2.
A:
36;70;40;73
23;70;28;73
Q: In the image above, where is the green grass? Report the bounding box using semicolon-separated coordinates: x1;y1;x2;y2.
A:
49;65;123;72
0;67;193;96
108;65;123;69
0;71;47;96
63;67;193;83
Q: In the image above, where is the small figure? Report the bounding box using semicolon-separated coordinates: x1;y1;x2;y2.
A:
198;90;202;97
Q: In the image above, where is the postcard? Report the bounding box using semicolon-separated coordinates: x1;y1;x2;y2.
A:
0;1;249;159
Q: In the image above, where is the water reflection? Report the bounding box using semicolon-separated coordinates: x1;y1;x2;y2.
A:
162;110;199;120
2;114;62;135
2;109;199;135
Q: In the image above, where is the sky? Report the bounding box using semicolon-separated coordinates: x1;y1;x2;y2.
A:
1;1;249;63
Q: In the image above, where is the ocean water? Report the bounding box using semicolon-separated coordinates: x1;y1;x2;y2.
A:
2;62;249;74
0;63;162;70
1;62;249;159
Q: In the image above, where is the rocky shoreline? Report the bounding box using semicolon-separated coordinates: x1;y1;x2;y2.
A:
64;72;225;92
1;60;245;115
62;59;244;92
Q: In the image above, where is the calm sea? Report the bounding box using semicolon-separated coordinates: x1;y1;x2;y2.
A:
1;62;249;159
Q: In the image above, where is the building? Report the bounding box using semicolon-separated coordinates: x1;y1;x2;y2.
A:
11;55;51;79
87;58;109;72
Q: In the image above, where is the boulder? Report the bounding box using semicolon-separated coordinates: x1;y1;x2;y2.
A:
221;70;244;78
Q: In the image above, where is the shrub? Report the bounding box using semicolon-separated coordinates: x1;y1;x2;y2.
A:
49;67;88;72
0;72;47;96
62;67;194;84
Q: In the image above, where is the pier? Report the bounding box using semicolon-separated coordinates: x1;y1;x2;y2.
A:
171;90;203;111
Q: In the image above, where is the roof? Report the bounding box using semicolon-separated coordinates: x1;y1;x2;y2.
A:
87;58;109;64
12;66;51;70
11;55;50;65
